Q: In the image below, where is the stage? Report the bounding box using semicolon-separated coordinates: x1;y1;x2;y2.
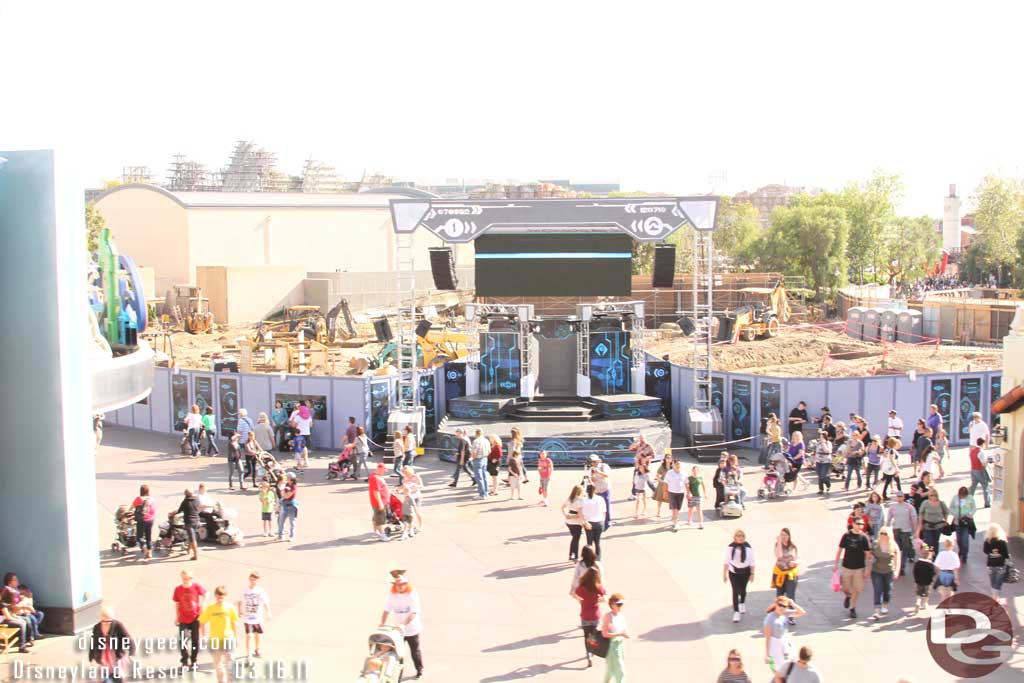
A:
436;394;670;466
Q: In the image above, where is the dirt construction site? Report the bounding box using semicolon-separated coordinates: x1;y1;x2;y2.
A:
647;322;1003;378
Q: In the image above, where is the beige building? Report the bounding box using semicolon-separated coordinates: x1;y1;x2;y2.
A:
93;184;461;296
992;305;1024;537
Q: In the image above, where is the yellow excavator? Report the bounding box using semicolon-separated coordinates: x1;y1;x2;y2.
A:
349;325;472;375
717;281;793;342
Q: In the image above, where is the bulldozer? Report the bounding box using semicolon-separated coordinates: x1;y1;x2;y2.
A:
252;299;358;346
716;281;792;342
349;324;471;375
166;285;214;334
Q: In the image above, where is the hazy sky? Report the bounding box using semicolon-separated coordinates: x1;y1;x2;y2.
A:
3;0;1021;216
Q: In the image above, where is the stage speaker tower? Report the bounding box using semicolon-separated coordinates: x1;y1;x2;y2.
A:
652;245;676;288
429;247;458;290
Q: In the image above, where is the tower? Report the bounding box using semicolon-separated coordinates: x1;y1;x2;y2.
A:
942;183;962;252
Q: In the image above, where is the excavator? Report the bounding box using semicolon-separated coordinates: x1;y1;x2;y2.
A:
252;299;358;345
349;324;471;375
716;281;793;342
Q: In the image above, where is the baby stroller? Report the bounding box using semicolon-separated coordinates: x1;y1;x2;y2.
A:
256;450;287;487
380;494;406;538
356;627;405;683
111;505;138;554
718;476;744;518
758;468;785;499
831;444;848;479
327;444;354;480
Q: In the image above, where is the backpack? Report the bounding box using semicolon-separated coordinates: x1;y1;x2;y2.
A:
133;498;151;523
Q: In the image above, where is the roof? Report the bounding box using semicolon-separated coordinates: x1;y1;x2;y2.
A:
93;183;404;209
992;384;1024;415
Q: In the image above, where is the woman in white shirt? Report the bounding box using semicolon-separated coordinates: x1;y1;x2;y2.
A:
561;484;585;561
933;536;961;601
600;593;629;683
184;404;203;458
581;485;608;561
723;530;755;622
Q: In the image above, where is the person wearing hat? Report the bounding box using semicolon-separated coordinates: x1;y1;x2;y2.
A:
886;410;903;444
588;454;613;528
369;464;391;542
886;489;917;575
380;570;423;680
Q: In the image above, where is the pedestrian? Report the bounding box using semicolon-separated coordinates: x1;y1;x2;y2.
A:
717;649;751;683
392;430;406;484
910;472;934;512
774;645;822;683
202;406;219;456
724;529;754;622
912;544;936;615
880;438;901;500
919;445;941;481
869;527;901;620
471;429;490;499
664;458;687;532
968;411;990;449
271;401;288;450
253;412;274;454
653;453;672;518
833;519;872;619
686;465;706;529
238;571;272;659
712;456;729;510
813;431;833;496
599;593;629;683
341;416;359;450
401;466;424;532
276;474;297;542
537;449;553;506
198;585;239;683
487;434;503;496
886;409;904;445
258;481;274;537
447;428;474;488
226;433;245;490
403;425;417;473
725;454;748;507
507;447;524;500
982;523;1012;604
911;421;930;479
968;437;992;507
572;566;605;669
933;426;949;479
772;528;800;611
380;569;424;680
237;407;255;448
172;570;205;671
887;490;917;575
915;489;950;555
787;401;808;439
925;404;942;441
562;484;585;561
570;545;604;593
764;414;783;467
582;484;607;561
369;464;391;542
864;435;883;489
784;433;809;492
243;432;260;489
510;426;528;484
87;606;134;680
184;404;203;458
843;429;865;491
847;502;871;536
949;486;976;562
303;400;318;453
933;536;961;601
629;435;655;496
176;488;201;560
351;426;370;481
763;596;805;673
289;405;311;470
632;465;650;518
588;454;613;528
130;484;155;561
864;492;885;541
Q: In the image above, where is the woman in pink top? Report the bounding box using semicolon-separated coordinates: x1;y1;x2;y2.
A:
131;484;156;561
537;450;554;506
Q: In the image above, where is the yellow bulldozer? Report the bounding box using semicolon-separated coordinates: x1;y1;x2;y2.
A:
716;281;793;342
349;324;472;375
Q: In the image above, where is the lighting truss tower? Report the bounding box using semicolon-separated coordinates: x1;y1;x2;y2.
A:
692;230;714;409
395;233;418;411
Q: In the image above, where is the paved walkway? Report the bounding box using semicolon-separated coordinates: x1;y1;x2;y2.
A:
6;427;1022;682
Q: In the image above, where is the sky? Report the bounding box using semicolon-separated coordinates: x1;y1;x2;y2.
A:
2;0;1022;216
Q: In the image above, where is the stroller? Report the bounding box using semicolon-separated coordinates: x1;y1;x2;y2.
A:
327;444;354;480
156;511;191;552
381;494;406;538
111;505;138;554
356;627;405;683
256;450;287;487
718;476;744;518
831;443;848;479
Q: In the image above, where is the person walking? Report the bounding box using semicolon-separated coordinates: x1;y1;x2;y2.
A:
982;523;1012;604
402;425;417;475
632;465;650;518
886;409;904;445
686;465;706;529
447;427;475;488
717;650;752;683
933;426;949;479
915;489;950;555
258;481;274;537
238;571;272;660
629;435;655;497
507;448;524;500
774;646;823;683
843;429;865;491
341;416;359;450
773;529;800;614
226;433;245;490
833;519;872;619
401;466;424;532
933;536;961;602
243;432;260;489
864;492;885;541
471;429;490;500
814;431;833;496
968;411;990;449
570;546;604;594
202;406;219;456
380;569;424;680
764;414;783;467
87;606;134;680
572;566;605;669
270;401;288;450
887;490;917;575
131;484;155;561
184;405;203;458
589;454;613;528
724;529;754;622
653;453;673;518
254;413;275;454
968;437;992;507
599;593;629;683
869;527;901;620
864;435;883;490
912;545;937;615
784;433;809;493
176;488;201;560
788;401;808;439
198;586;239;683
236;407;255;447
172;570;206;671
391;430;406;484
276;474;297;542
563;484;585;561
925;404;942;441
950;486;976;562
664;458;687;532
763;597;805;673
351;426;370;481
486;434;503;496
369;464;391;542
289;405;311;470
880;438;901;500
911;420;931;479
510;426;528;484
537;450;554;506
582;484;608;561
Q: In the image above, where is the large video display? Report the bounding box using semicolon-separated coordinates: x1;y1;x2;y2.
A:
475;233;632;296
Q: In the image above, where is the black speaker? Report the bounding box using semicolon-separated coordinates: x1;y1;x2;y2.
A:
429;247;458;290
373;318;393;342
415;319;432;338
652;245;676;288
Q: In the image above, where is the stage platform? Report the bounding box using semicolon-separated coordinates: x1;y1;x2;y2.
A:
437;394;670;466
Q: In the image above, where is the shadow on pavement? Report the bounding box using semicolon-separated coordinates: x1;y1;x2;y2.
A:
478;658;588;681
481;628;578;653
486;563;570;580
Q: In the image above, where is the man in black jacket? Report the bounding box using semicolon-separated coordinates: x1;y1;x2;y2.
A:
448;428;476;487
177;489;201;560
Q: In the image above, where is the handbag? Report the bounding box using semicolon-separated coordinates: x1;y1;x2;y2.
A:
831;570;842;593
1004;562;1020;584
584;628;610;658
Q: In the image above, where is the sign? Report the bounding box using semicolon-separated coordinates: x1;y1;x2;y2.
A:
990;375;1002;427
194;376;213;415
218;377;238;435
957;377;982;441
711;376;724;415
370;381;391;444
480;332;522;396
927;592;1014;678
730;379;752;440
171;374;189;431
644;361;672;424
274;394;328;421
444;363;467;411
419;374;436;432
929;378;952;435
759;381;782;434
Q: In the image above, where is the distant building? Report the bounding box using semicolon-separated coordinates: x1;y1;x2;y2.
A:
732;184;817;226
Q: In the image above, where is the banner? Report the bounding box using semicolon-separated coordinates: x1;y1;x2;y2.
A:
731;379;752;439
957;377;982;441
171;374;189;431
218;377;238;435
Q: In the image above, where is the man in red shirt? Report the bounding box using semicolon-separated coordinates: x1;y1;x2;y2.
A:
968;437;992;508
172;569;206;671
369;464;391;542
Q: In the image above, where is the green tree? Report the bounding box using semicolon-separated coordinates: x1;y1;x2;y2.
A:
840;171;902;283
883;215;941;284
714;196;763;268
970;176;1024;286
759;194;849;300
85;203;107;252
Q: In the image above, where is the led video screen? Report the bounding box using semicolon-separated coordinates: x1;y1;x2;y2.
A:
475;233;632;296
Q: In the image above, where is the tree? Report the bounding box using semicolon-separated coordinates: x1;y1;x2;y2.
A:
86;203;106;252
713;196;763;268
883;215;941;284
840;171;902;283
759;194;849;300
970;176;1024;286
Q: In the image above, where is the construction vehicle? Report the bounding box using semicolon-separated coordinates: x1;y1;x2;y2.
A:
716;281;793;342
253;300;358;346
349;325;471;375
167;285;214;334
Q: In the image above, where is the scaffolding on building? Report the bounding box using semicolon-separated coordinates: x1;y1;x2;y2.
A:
166;155;219;192
121;166;152;184
221;140;288;192
300;157;344;193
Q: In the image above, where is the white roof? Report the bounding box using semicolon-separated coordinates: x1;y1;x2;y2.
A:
95;184;405;209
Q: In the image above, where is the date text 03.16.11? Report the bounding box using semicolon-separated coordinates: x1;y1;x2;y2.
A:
233;659;309;680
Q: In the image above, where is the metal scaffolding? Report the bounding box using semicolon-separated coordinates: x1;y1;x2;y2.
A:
394;233;418;411
692;230;715;409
